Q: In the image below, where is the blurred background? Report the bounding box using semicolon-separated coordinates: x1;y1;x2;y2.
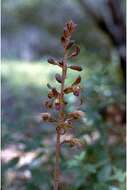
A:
1;0;126;190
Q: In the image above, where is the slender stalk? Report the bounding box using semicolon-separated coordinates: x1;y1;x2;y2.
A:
54;50;67;190
54;129;61;190
43;21;82;189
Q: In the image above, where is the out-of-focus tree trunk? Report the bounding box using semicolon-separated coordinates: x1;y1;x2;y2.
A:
79;0;126;84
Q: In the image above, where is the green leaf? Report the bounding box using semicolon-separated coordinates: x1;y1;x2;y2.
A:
67;151;86;168
97;164;112;182
74;151;86;161
27;183;40;190
94;183;110;190
84;164;96;174
109;167;126;183
67;159;79;168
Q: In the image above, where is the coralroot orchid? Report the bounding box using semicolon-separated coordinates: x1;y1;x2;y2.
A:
41;20;84;190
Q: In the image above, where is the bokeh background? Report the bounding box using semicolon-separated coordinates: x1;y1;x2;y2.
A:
1;0;126;190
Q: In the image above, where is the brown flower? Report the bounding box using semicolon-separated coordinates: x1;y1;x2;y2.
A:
41;112;54;122
62;138;82;147
68;110;85;120
44;100;53;109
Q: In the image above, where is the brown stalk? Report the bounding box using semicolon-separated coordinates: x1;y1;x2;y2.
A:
54;49;67;190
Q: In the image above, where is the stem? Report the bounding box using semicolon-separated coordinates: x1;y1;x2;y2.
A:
54;129;61;190
54;50;67;190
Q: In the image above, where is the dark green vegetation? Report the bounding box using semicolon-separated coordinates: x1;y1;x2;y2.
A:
2;0;125;190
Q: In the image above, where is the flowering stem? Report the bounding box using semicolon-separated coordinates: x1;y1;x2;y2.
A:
54;50;67;190
43;21;82;189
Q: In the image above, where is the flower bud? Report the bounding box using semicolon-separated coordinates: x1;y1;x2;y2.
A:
69;46;80;58
52;88;59;97
66;20;77;33
69;65;82;71
72;76;81;86
48;58;58;65
48;91;54;99
69;138;82;147
62;138;82;147
41;113;52;122
55;73;62;83
47;83;53;89
68;110;85;120
44;100;53;109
